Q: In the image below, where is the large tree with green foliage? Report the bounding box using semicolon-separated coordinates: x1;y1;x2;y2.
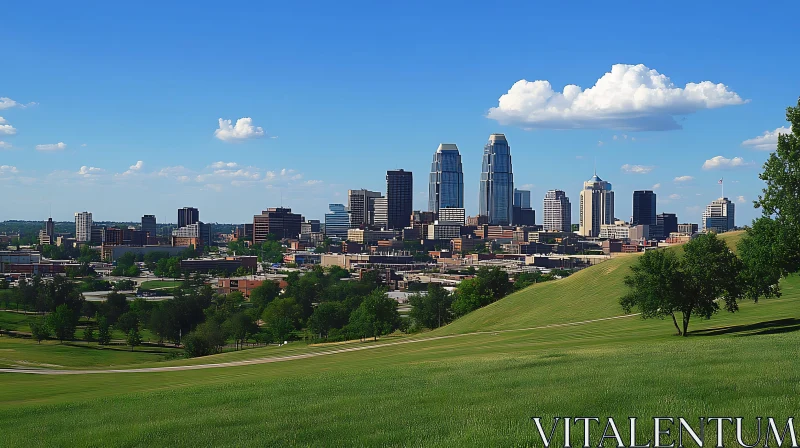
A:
47;304;77;343
409;283;453;329
451;267;512;317
347;289;400;341
29;317;51;344
620;249;687;335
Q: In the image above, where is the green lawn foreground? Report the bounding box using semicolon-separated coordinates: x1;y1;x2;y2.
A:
138;279;182;291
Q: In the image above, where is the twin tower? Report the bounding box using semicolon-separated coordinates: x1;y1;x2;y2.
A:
429;134;514;225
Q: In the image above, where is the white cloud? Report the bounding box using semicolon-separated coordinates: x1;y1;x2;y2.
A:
0;141;11;149
36;142;67;151
78;166;103;177
214;117;265;141
177;175;190;183
203;184;223;192
487;64;746;131
702;156;753;170
741;126;792;151
737;195;746;203
119;160;145;176
81;143;87;147
210;161;239;169
0;117;17;135
652;183;661;189
0;165;19;175
621;164;653;174
597;140;604;146
304;180;323;185
520;183;535;189
674;175;694;183
669;194;681;200
0;97;36;109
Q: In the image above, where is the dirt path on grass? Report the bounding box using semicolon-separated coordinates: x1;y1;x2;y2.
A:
0;314;640;375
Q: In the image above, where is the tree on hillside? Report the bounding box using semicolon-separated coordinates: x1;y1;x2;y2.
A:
754;98;800;272
620;250;686;335
29;317;51;344
261;297;303;342
97;316;111;345
224;311;257;350
126;328;142;351
249;281;281;312
621;233;746;336
347;289;400;341
47;304;77;343
308;301;347;338
83;325;95;343
737;217;785;302
408;283;453;329
451;268;511;317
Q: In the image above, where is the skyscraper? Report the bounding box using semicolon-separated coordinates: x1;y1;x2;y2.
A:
178;207;199;228
428;144;464;214
74;211;92;242
513;189;531;209
348;189;382;228
702;198;735;233
543;190;572;232
479;134;514;225
325;204;350;238
387;169;413;229
657;213;678;238
253;207;302;242
141;215;157;238
512;188;534;226
579;173;614;237
371;197;388;228
632;191;657;226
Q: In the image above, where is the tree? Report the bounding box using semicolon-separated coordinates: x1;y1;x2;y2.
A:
408;283;453;329
126;328;142;351
737;217;785;302
47;304;77;343
249;281;281;311
116;312;139;335
450;267;510;317
183;320;226;357
224;311;257;349
754;99;800;272
83;325;95;343
261;297;303;341
308;301;347;338
29;317;51;344
347;289;399;341
97;316;111;345
620;249;686;335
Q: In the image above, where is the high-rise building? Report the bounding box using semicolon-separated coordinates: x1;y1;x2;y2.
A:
513;189;531;209
325;204;350;238
172;222;211;248
348;189;382;228
428;144;464;214
438;207;466;226
543;190;572;232
141;215;157;239
512;188;534;226
678;223;699;235
253;207;302;242
387;169;413;230
74;211;92;242
657;213;678;238
479;134;514;225
39;218;55;245
579;172;615;237
632;191;657;226
301;220;321;235
178;207;199;228
702;198;735;233
371;197;388;228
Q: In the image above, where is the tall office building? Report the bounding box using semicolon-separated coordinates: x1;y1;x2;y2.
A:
325;204;350;238
39;218;55;245
632;191;657;226
371;197;388;228
543;190;571;232
513;189;531;209
702;198;735;233
387;169;413;229
438;207;466;226
579;173;615;237
141;215;157;238
428;144;464;214
348;189;382;228
178;207;199;228
74;211;92;242
512;188;534;226
657;213;678;237
253;207;302;242
479;134;514;225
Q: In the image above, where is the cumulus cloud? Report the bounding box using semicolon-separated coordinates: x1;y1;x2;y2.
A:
674;175;693;183
119;160;145;176
0;117;17;135
0;97;36;109
702;156;753;170
214;117;265;141
652;183;661;189
669;194;681;200
741;126;792;151
0;165;19;174
487;64;746;131
78;166;103;177
210;161;239;169
36;142;67;151
0;141;11;149
737;195;746;203
620;164;653;174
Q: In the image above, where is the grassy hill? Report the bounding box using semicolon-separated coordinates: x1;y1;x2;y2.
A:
2;230;798;446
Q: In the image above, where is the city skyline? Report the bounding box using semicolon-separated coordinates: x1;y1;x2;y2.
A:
2;3;797;226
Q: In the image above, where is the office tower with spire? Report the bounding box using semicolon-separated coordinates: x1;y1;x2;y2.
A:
579;172;614;237
479;134;514;225
428;144;464;214
544;190;572;232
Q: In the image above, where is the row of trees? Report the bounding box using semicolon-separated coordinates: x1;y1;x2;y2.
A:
622;97;800;335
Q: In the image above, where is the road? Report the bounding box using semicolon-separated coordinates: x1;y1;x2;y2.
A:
0;314;639;375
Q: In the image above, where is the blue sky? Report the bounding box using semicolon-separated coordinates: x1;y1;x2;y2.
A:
1;1;798;226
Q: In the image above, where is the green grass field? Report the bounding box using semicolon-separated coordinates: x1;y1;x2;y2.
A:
139;280;182;291
1;231;798;446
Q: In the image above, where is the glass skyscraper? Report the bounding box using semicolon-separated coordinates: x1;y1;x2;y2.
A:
428;144;464;214
479;134;514;225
